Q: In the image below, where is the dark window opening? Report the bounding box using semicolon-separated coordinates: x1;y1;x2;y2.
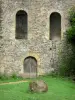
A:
50;12;61;40
16;10;28;39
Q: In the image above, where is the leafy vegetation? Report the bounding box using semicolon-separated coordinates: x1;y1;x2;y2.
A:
59;7;75;77
66;7;75;42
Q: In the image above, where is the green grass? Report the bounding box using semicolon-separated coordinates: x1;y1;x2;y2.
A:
0;76;75;100
0;77;24;84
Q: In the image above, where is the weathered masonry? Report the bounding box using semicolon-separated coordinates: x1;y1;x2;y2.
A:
0;0;75;77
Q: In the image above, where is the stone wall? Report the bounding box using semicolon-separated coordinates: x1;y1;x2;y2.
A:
0;0;75;76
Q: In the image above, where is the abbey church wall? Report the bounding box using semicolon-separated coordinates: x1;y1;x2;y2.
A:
0;0;75;77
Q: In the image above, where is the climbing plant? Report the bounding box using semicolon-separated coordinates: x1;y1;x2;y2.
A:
59;7;75;77
66;7;75;43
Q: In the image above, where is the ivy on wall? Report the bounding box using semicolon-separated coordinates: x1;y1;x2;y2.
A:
59;7;75;77
67;7;75;43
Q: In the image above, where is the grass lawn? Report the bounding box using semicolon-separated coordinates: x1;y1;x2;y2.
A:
0;78;25;84
0;76;75;100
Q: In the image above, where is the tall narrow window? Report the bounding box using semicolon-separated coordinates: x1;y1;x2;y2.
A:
16;10;28;39
50;12;61;40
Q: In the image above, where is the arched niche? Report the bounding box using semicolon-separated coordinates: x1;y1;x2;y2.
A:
50;12;61;40
16;10;28;39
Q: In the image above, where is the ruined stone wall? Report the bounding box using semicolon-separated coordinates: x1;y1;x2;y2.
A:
0;0;75;76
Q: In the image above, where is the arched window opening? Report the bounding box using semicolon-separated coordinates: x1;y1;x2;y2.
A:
16;10;28;39
50;12;61;40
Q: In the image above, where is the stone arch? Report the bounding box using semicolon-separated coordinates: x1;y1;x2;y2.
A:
50;12;61;40
16;10;28;39
23;56;37;78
